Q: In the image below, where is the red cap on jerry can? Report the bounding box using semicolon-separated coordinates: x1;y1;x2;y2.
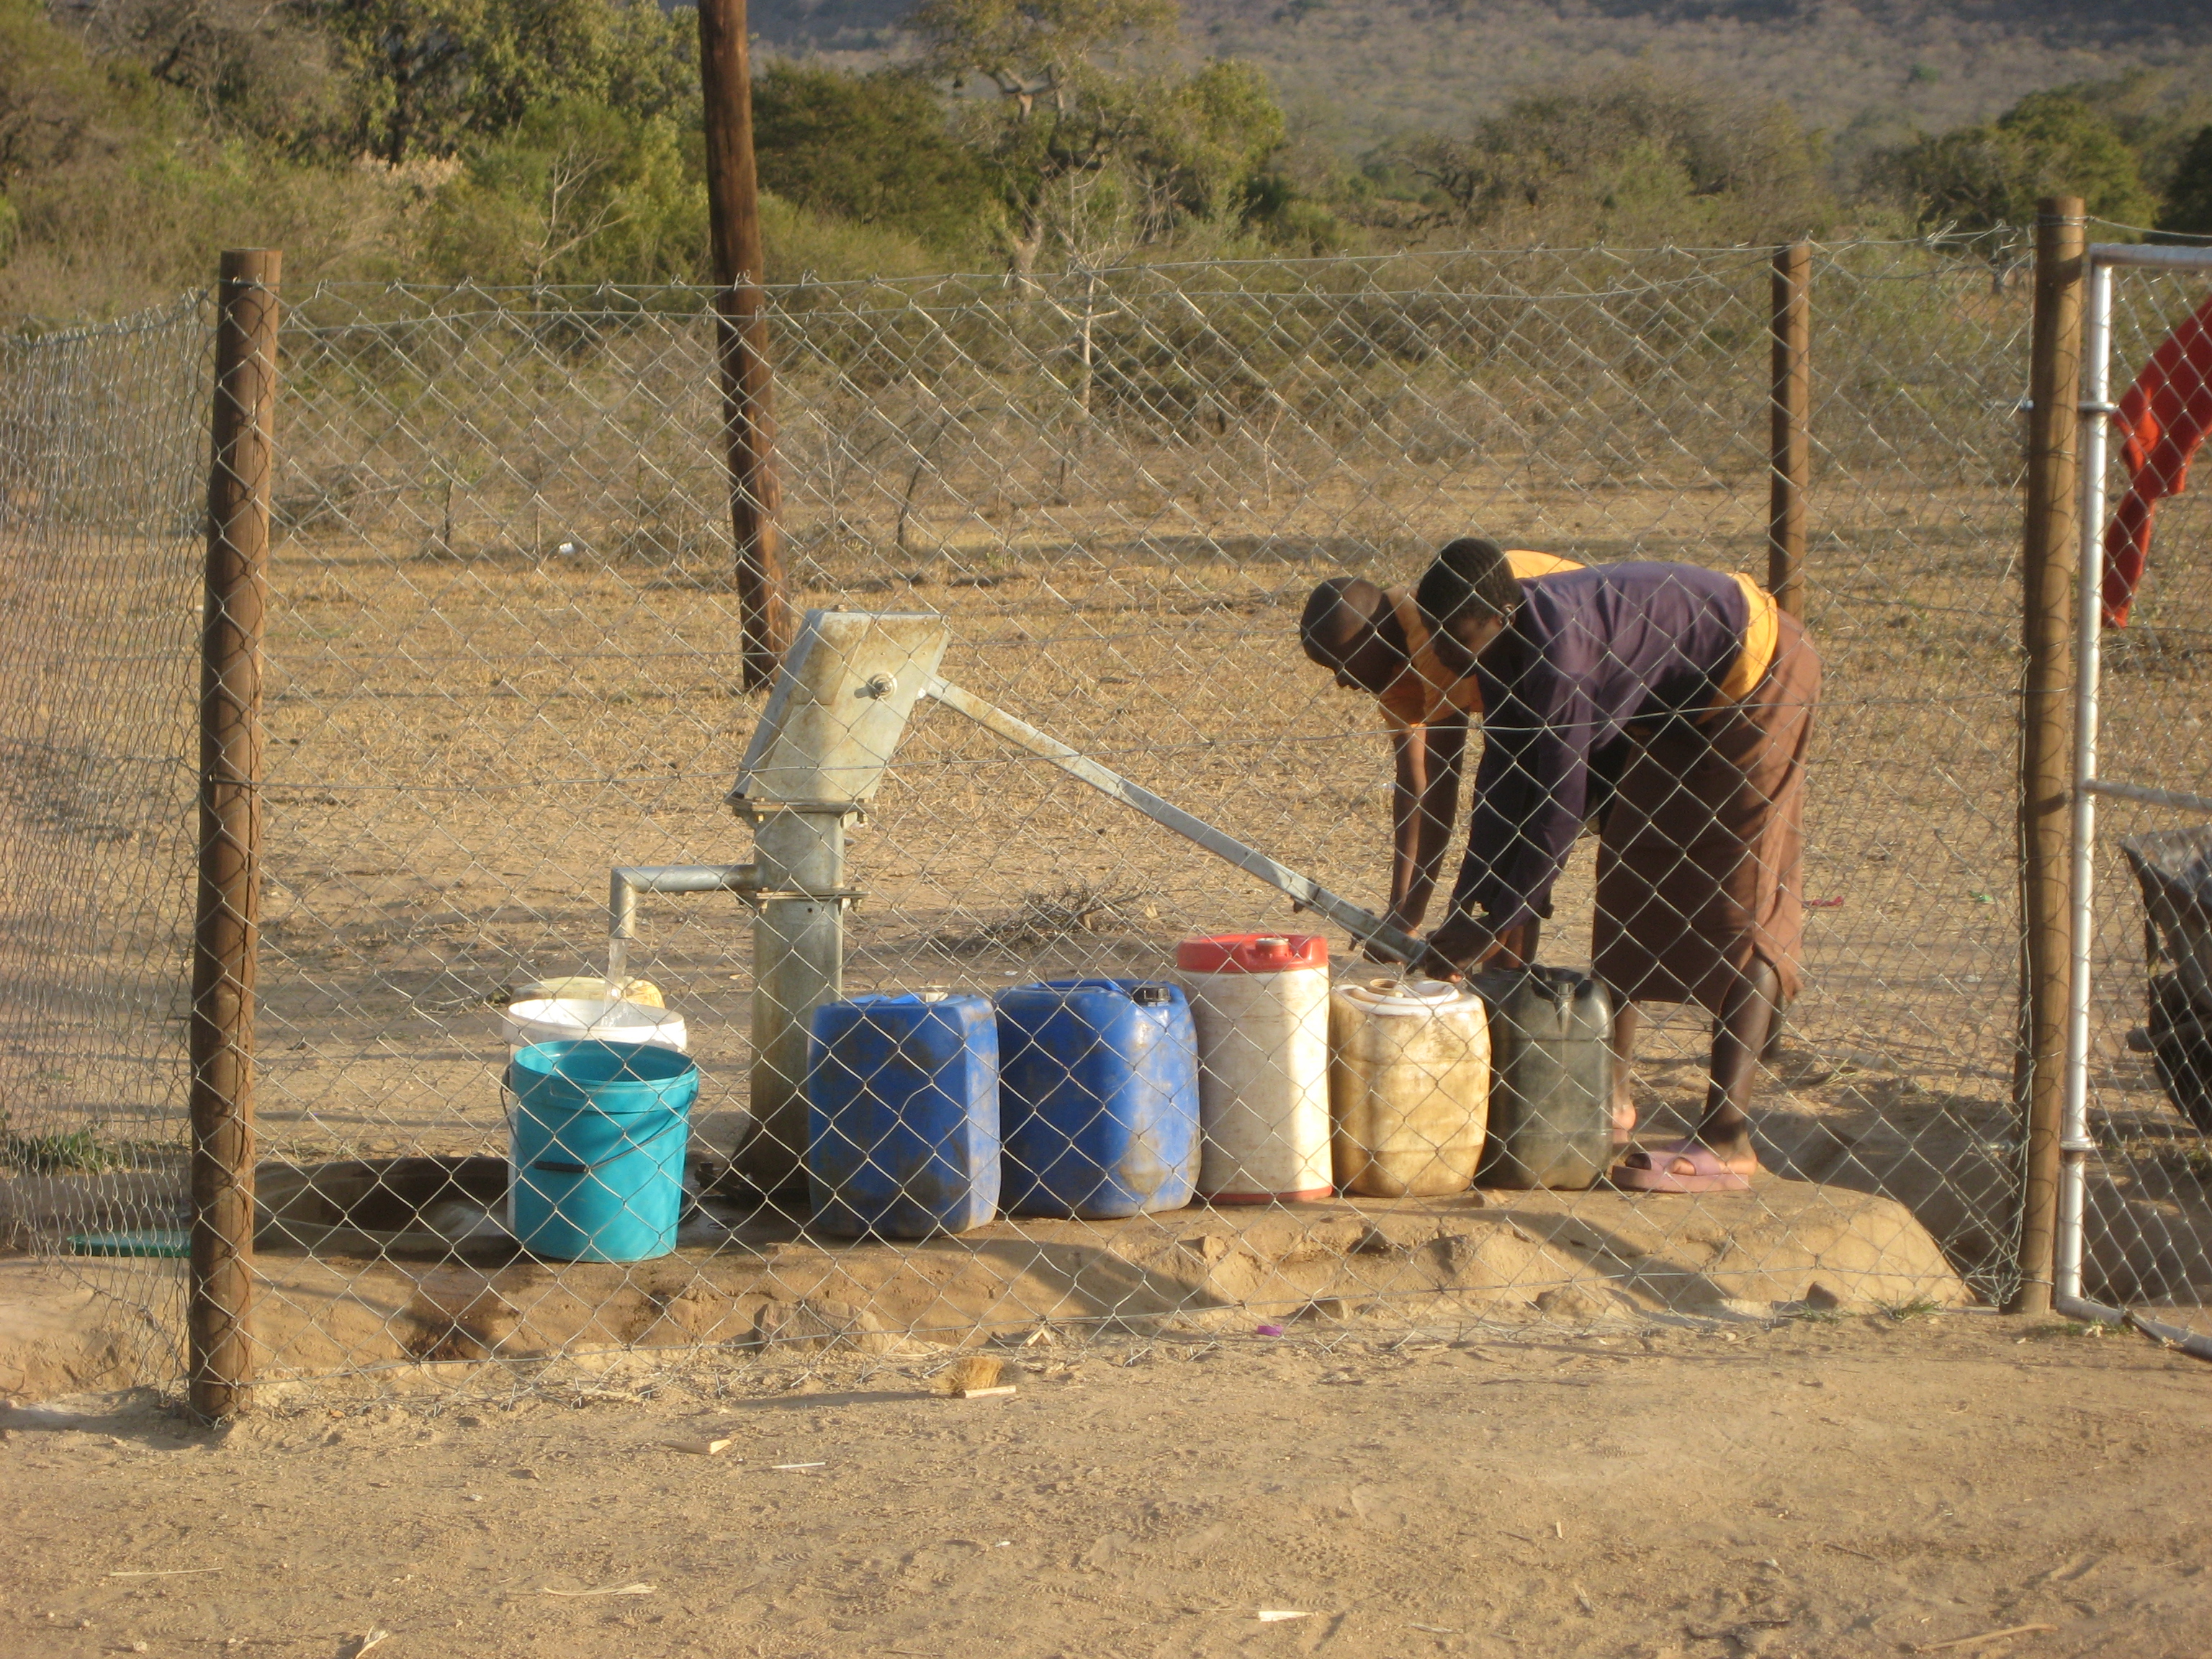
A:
1174;933;1328;974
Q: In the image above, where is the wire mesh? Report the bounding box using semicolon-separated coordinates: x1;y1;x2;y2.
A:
2077;258;2212;1316
3;240;2051;1398
0;295;211;1380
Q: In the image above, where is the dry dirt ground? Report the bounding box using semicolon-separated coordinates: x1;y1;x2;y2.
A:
3;1311;2208;1659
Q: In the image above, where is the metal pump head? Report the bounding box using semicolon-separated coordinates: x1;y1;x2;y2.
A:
729;606;1420;966
729;609;951;809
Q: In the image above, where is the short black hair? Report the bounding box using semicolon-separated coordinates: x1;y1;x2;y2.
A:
1299;575;1385;664
1414;537;1521;629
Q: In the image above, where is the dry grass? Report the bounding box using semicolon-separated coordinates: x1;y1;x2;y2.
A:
929;884;1161;956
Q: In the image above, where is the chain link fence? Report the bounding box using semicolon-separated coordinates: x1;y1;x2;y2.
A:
2076;251;2212;1316
0;295;211;1385
4;239;2071;1399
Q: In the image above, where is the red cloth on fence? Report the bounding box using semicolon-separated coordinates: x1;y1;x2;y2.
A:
2105;288;2212;628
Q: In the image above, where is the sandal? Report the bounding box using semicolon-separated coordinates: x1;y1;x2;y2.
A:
1610;1141;1752;1193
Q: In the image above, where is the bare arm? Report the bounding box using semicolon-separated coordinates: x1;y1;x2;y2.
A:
1389;716;1465;932
1388;727;1427;925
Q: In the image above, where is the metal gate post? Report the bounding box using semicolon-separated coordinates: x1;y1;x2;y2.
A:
2056;255;2116;1315
2055;240;2212;1354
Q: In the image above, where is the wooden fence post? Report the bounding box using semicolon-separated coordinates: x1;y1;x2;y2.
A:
2010;199;2087;1317
698;0;793;691
190;248;279;1419
1768;241;1810;619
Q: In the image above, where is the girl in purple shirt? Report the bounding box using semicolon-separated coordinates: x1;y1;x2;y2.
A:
1416;541;1821;1192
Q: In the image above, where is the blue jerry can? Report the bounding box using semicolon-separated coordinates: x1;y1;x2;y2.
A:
995;978;1200;1218
806;992;999;1238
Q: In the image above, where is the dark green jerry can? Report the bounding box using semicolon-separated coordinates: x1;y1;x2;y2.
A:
1470;967;1614;1190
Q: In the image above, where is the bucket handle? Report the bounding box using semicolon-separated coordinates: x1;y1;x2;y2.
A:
515;1110;688;1177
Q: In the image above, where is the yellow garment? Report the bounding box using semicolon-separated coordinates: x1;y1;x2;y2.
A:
1716;572;1780;706
1376;549;1581;732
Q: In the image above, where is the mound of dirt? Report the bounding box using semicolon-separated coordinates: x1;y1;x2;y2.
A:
1;1169;1974;1398
0;1265;176;1403
220;1176;1970;1382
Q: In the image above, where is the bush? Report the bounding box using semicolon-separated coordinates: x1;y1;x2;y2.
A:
755;192;945;285
752;63;995;254
417;95;945;287
422;99;708;285
2159;125;2212;240
1879;90;2156;235
1395;71;1832;246
324;0;698;163
2;137;423;318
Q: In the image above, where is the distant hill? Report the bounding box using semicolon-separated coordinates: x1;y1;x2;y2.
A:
752;0;2212;161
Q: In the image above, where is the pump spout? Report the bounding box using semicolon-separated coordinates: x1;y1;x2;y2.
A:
608;865;762;940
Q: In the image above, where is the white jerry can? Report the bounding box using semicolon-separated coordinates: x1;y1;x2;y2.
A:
1177;934;1334;1203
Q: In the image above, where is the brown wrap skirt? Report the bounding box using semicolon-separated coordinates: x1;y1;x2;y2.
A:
1591;611;1820;1011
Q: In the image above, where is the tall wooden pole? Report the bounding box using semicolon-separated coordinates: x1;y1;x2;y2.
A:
2010;198;2087;1317
1768;241;1810;620
190;248;279;1420
698;0;793;691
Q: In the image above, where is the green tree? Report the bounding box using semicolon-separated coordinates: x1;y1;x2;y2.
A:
904;0;1173;269
601;0;698;127
2058;68;2212;205
0;0;129;184
906;0;1178;112
1126;59;1285;235
66;0;349;150
421;96;704;283
1884;90;2156;234
315;0;694;163
751;63;993;251
906;0;1290;269
1399;72;1827;244
2159;125;2212;239
0;0;421;316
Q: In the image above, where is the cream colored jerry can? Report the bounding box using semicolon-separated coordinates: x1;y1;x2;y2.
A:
1179;934;1334;1204
1328;977;1491;1197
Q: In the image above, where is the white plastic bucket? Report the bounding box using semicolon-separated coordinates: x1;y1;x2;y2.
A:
1178;934;1333;1203
501;996;688;1055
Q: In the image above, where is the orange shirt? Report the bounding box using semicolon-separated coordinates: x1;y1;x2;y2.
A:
1375;549;1583;732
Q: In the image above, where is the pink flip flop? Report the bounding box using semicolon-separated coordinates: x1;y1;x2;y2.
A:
1611;1141;1752;1193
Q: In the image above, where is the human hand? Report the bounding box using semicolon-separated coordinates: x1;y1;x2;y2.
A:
1364;911;1423;964
1419;913;1495;979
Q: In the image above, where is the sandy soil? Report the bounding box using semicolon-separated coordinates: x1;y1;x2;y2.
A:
3;1310;2207;1659
209;1177;1987;1380
0;1166;1984;1397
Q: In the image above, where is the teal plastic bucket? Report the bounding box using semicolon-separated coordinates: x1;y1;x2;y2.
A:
507;1039;699;1262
